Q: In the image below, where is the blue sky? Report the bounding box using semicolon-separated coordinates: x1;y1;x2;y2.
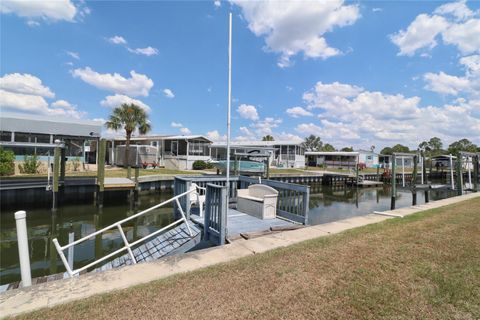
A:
1;0;479;149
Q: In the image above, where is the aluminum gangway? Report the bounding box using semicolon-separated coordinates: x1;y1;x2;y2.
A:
53;187;202;277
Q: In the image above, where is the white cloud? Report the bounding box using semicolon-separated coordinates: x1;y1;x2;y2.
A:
372;8;382;13
0;89;83;119
250;117;282;136
237;104;259;120
286;106;313;118
66;51;80;60
100;94;151;112
51;99;75;110
163;88;175;98
442;18;480;54
0;89;49;112
127;46;159;56
72;67;154;97
180;127;191;135
423;55;480;97
460;54;480;76
108;35;127;45
26;20;40;27
434;0;474;22
423;71;470;95
0;73;54;98
295;123;322;135
292;80;480;148
232;0;360;67
171;122;183;128
206;130;226;141
390;14;449;56
0;0;80;22
391;1;480;56
107;36;158;57
214;0;221;8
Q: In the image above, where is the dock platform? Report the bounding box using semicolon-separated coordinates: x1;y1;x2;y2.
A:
104;177;136;190
191;208;299;241
353;180;384;188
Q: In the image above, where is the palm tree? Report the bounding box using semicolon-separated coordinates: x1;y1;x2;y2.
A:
262;135;275;141
302;135;322;151
106;103;151;170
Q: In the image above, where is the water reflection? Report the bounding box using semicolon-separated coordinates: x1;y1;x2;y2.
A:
0;184;458;285
0;191;174;285
307;184;457;225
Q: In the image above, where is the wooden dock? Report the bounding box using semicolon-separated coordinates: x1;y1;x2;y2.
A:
103;177;136;190
353;180;384;188
191;208;299;241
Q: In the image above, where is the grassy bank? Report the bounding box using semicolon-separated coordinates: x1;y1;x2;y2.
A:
14;198;480;320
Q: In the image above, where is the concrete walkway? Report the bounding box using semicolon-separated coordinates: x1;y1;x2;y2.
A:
1;192;478;318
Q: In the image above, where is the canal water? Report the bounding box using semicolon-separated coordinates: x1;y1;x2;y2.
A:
0;185;457;285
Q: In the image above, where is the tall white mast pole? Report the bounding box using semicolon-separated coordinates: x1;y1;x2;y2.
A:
226;13;232;191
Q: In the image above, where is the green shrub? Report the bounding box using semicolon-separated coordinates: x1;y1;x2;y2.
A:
19;154;41;174
0;148;15;176
192;160;208;170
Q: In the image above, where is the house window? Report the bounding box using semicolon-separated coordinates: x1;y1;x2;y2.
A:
1;131;12;142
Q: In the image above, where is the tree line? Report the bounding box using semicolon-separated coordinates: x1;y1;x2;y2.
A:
278;134;479;157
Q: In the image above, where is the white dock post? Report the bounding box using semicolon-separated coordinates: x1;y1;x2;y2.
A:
402;156;405;187
15;211;32;287
449;154;454;190
68;231;75;270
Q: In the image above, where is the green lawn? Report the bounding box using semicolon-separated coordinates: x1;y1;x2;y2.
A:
1;168;200;179
14;198;480;320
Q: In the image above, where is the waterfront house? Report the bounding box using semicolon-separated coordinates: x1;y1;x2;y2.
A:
0;112;102;164
211;140;305;168
305;151;358;169
356;149;380;168
109;135;213;170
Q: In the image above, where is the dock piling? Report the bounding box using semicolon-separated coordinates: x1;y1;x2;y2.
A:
52;143;61;211
97;139;106;207
390;154;396;210
15;211;32;287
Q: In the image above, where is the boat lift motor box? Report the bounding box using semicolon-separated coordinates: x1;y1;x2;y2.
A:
115;145;157;167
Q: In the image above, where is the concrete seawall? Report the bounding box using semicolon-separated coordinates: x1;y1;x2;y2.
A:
1;192;478;318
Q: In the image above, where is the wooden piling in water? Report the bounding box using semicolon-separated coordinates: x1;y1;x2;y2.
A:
97;139;106;207
134;167;140;202
52;145;61;211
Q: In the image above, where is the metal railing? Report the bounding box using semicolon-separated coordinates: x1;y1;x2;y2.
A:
174;175;310;225
52;188;196;277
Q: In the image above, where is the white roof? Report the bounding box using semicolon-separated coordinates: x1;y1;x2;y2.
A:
0;112;102;137
212;140;303;147
305;151;359;156
112;134;212;143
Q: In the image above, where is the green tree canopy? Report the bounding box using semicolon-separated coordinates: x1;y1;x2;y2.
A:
322;143;336;152
262;135;274;141
419;137;443;156
302;135;323;151
391;144;410;153
341;147;353;152
106;103;151;168
447;138;478;155
380;147;393;155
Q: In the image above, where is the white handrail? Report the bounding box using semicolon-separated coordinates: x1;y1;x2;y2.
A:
53;188;196;277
